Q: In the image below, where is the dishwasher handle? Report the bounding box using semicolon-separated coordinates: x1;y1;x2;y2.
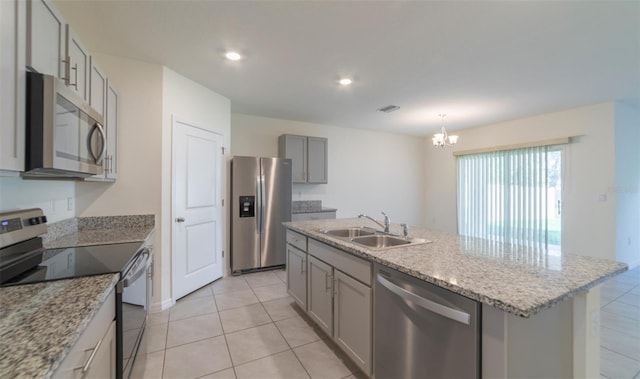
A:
376;273;471;325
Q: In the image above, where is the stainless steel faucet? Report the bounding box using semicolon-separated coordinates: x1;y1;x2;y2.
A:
358;212;391;233
401;223;409;240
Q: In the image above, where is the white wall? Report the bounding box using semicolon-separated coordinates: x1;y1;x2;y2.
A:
231;113;427;227
424;103;617;260
614;102;640;268
74;53;165;303
0;177;75;222
161;67;230;303
75;54;163;218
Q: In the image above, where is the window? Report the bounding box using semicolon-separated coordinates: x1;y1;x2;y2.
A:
457;145;562;249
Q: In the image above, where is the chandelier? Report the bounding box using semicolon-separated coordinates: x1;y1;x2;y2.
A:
432;114;459;147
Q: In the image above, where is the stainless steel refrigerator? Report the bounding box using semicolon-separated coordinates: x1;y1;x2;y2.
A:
231;156;292;274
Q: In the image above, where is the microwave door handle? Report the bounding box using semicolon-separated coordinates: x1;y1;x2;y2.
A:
88;123;107;165
96;123;107;164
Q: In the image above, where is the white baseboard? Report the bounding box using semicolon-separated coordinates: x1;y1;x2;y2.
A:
626;258;640;271
150;298;174;313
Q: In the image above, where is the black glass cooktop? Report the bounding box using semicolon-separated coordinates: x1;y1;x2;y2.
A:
1;242;142;286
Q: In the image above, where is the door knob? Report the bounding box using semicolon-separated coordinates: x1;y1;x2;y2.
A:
176;217;185;223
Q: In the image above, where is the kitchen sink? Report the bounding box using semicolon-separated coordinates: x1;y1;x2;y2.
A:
323;227;376;238
351;235;411;248
323;227;431;250
351;235;431;249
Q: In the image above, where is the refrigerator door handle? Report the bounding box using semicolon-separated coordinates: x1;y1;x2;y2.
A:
260;175;266;233
256;175;262;234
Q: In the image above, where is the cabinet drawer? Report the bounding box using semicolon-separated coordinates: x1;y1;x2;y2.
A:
287;230;307;251
53;289;116;378
308;238;371;286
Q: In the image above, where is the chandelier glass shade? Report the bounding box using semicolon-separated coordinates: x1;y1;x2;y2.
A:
432;114;458;147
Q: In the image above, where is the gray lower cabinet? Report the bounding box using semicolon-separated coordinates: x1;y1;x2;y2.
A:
286;245;307;309
305;241;372;376
307;255;334;335
53;289;116;378
333;270;372;374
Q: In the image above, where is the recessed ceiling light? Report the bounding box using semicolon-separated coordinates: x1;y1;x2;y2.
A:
338;78;352;86
225;51;242;61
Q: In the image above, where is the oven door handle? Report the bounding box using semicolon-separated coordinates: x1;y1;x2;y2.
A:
123;249;149;287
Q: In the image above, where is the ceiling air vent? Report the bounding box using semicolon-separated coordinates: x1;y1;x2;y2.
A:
377;105;400;113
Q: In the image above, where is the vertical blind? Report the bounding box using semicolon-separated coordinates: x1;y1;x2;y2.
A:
457;146;559;248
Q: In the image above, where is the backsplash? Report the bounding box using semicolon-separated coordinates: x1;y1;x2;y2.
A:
292;200;322;212
42;214;155;244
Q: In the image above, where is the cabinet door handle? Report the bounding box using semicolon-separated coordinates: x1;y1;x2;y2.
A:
300;259;305;274
62;58;70;84
74;338;102;373
325;273;332;292
71;63;78;91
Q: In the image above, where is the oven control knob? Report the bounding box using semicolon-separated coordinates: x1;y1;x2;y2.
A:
39;216;47;224
29;217;39;225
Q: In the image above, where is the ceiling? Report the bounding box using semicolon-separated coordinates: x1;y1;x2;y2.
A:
54;1;640;136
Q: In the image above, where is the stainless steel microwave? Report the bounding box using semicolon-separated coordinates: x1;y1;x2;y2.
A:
24;72;105;178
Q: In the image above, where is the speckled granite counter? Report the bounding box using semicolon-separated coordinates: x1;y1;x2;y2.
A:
285;218;628;318
291;200;337;214
0;274;119;379
292;207;337;214
43;214;154;249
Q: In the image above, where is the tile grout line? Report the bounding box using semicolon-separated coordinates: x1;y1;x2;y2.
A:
258;269;313;379
600;325;640;363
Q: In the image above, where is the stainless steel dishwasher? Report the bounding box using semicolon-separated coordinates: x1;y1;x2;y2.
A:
374;264;480;379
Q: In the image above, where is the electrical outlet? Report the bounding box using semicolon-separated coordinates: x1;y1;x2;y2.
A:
50;199;56;214
67;197;73;212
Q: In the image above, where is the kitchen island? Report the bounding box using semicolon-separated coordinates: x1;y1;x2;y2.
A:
285;218;627;378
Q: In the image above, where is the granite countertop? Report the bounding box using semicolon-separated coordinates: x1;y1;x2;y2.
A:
292;207;338;214
284;218;628;318
291;200;337;214
43;214;155;249
0;214;155;378
0;274;119;379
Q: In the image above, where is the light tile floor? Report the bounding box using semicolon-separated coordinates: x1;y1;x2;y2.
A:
600;266;640;379
132;266;640;379
131;269;364;379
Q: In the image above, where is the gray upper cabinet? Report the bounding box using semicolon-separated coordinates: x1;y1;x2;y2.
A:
89;58;107;117
306;137;328;183
27;0;91;101
105;83;118;180
26;0;65;78
64;25;90;101
278;134;328;184
86;81;118;182
0;0;26;172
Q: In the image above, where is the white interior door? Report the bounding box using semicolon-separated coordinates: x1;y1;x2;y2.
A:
172;119;224;300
